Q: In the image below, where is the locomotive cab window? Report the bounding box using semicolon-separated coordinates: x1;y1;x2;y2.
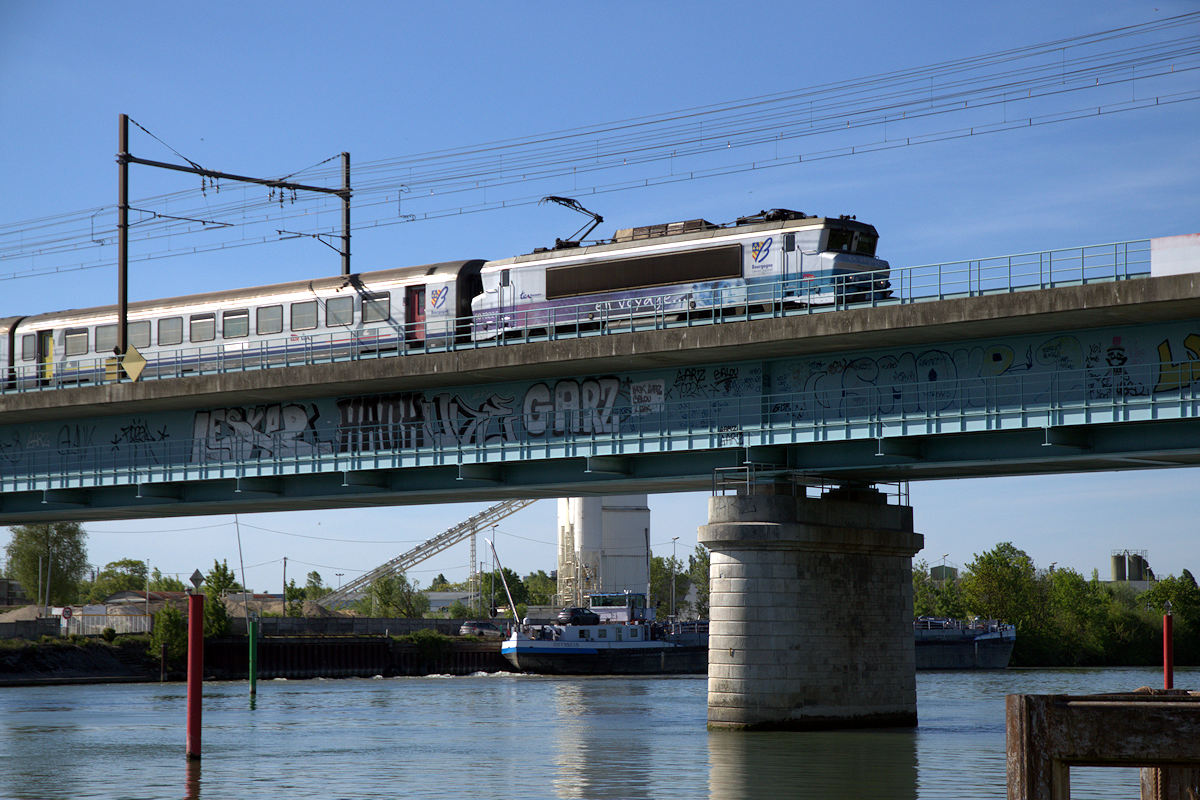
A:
362;292;390;323
95;324;117;354
21;334;34;361
856;233;878;257
826;229;854;253
291;301;317;331
65;328;90;357
190;313;216;343
326;296;353;327
159;317;183;346
222;309;249;339
257;305;283;335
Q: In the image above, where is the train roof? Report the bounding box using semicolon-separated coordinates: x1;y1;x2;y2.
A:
16;260;485;326
484;215;878;270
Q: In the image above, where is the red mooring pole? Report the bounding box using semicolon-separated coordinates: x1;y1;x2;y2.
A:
186;591;205;760
1164;608;1174;690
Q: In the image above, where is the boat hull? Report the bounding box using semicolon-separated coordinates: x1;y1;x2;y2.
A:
914;630;1015;670
503;645;707;675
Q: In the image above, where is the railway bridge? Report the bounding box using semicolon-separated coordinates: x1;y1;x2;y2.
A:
2;234;1199;729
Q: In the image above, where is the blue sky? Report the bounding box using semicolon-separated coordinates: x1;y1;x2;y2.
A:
1;2;1198;592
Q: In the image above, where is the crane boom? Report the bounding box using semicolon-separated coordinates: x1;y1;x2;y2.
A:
321;498;538;609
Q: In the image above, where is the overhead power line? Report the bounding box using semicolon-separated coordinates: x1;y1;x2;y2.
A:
1;12;1197;283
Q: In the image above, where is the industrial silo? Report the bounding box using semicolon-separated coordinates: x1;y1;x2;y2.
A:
1111;552;1127;582
1128;553;1146;582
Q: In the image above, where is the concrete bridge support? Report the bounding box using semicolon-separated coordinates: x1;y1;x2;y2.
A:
699;485;923;730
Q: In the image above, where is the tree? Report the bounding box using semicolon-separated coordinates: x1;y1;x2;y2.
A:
202;559;241;637
1140;574;1200;625
360;573;429;618
484;567;526;610
933;577;967;620
304;571;330;600
149;568;187;592
149;604;188;666
959;542;1038;627
203;559;241;596
3;522;89;605
285;579;304;616
448;600;471;619
650;555;690;619
688;545;710;619
429;573;452;592
523;570;556;606
913;560;937;618
83;558;148;603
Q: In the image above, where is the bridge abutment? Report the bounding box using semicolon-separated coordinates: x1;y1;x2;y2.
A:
699;485;923;730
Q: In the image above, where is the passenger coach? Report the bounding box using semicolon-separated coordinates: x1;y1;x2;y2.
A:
5;261;483;389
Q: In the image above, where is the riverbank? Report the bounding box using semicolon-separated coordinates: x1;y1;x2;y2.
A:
0;636;158;686
0;633;509;686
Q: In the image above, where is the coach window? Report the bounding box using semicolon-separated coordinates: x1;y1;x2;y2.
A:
159;316;183;346
129;321;151;350
291;300;317;331
327;296;353;327
362;292;390;323
257;305;283;335
65;328;90;357
190;313;216;343
95;324;117;354
222;309;249;339
21;334;35;361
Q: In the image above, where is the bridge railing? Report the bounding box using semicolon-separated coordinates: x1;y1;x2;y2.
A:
3;357;1195;493
0;238;1154;395
711;465;911;505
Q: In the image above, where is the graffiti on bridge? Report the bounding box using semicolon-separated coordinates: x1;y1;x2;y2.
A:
192;403;331;462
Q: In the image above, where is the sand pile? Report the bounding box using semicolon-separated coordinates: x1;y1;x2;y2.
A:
0;605;43;621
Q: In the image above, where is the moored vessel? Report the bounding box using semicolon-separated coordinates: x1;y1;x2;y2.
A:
914;618;1016;669
501;592;708;675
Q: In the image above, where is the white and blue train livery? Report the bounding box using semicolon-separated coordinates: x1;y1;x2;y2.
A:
470;209;888;339
1;207;889;390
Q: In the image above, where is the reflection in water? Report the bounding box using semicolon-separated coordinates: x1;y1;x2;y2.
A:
708;728;918;800
551;680;656;800
185;759;201;800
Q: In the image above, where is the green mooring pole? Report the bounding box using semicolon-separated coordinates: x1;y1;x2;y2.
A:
248;616;257;698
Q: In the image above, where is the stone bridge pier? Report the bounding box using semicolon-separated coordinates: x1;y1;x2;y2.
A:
699;484;923;730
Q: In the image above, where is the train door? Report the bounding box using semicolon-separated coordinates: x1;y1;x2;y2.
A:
405;286;426;343
37;330;54;383
498;269;514;331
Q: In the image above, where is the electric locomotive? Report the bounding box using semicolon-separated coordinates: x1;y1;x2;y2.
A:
471;209;889;339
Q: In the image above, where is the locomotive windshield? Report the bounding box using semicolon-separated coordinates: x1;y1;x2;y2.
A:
826;228;878;257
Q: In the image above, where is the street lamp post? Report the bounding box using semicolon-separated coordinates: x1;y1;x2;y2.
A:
671;536;679;620
335;573;343;590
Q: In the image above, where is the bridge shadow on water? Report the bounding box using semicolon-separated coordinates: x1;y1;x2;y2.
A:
707;728;917;800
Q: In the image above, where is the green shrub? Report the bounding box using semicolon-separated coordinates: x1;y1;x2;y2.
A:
397;628;451;660
101;627;117;642
149;605;187;664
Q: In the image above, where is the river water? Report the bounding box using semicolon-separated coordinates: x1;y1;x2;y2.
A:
0;666;1190;799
